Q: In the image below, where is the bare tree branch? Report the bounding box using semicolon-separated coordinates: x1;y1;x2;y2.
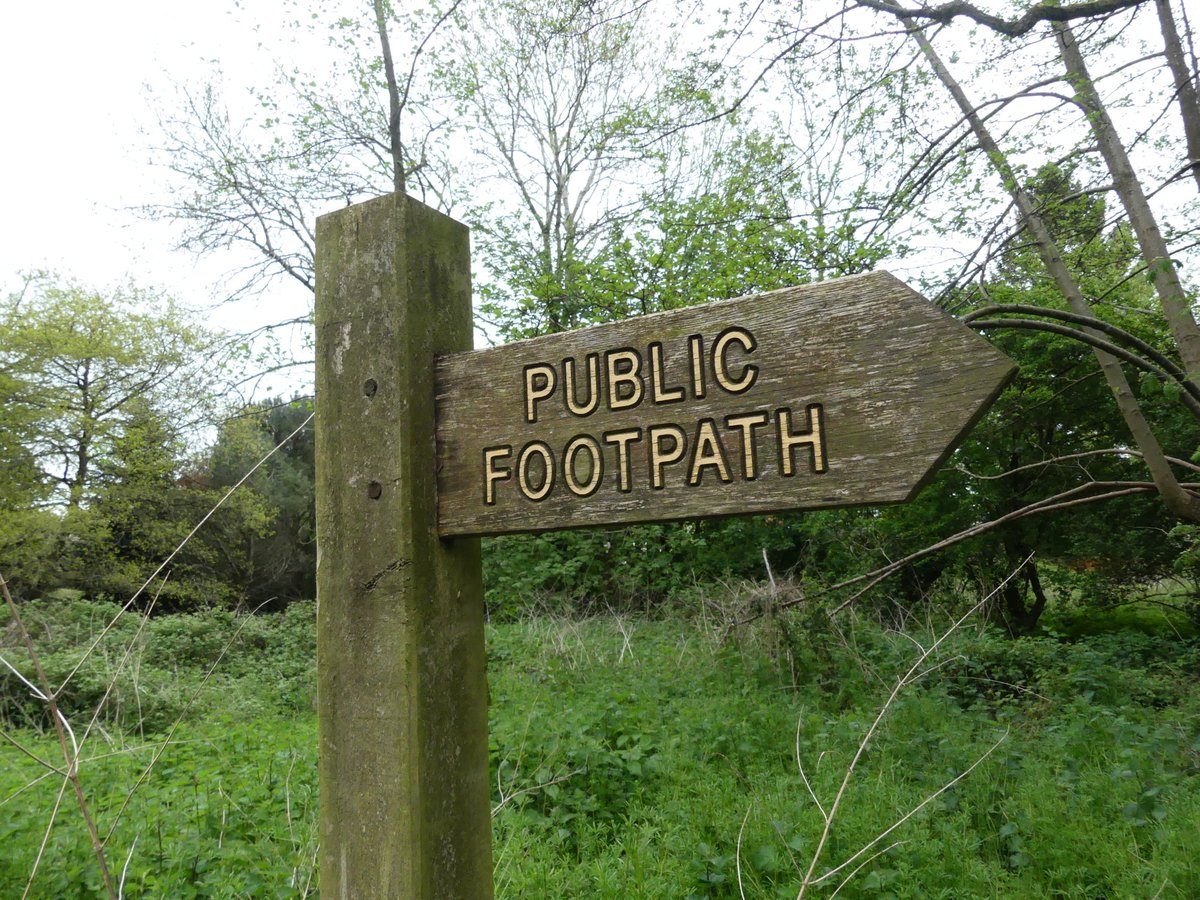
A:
819;482;1172;614
0;570;115;898
854;0;1149;37
895;13;1200;520
969;317;1200;416
964;304;1191;385
956;447;1200;481
373;0;406;193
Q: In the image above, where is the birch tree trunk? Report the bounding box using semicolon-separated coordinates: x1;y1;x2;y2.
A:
903;21;1200;521
1155;0;1200;193
1054;21;1200;380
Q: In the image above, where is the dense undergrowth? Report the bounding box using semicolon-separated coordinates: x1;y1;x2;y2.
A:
1;594;1198;897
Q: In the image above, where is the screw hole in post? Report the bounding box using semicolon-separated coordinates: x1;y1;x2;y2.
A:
363;378;378;397
367;481;383;500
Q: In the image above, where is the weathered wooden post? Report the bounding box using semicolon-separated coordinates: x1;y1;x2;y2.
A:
314;193;493;898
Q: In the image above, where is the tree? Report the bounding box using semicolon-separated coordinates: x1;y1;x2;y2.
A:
697;1;1200;530
139;0;1200;617
197;396;316;606
911;8;1199;524
0;275;226;508
440;0;692;338
0;354;56;597
78;399;253;608
589;0;1200;624
480;119;905;613
143;0;463;315
885;168;1187;631
0;276;267;605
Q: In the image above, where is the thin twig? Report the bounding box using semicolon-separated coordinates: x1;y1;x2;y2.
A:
797;561;1027;895
78;575;167;754
23;775;69;900
795;716;829;824
822;484;1160;615
2;768;56;807
736;803;753;900
0;728;64;774
1;570;115;897
0;648;48;698
828;840;908;898
811;729;1008;888
957;447;1200;480
490;767;585;817
299;842;319;897
118;835;138;900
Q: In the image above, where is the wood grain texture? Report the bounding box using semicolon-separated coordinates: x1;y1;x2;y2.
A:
435;271;1015;537
315;193;493;898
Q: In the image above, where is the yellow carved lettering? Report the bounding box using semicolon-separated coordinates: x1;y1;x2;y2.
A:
712;327;758;394
483;446;512;505
777;405;826;475
524;364;557;423
564;435;603;497
517;441;555;500
606;349;644;410
725;411;768;479
649;424;687;489
650;342;685;404
688;419;732;486
564;354;600;416
603;429;642;493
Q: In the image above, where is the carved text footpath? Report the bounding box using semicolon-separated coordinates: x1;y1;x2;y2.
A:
482;326;826;505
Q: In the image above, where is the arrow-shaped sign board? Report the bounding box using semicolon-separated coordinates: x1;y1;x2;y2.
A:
434;271;1016;537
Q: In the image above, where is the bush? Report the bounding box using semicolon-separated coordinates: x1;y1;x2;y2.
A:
0;598;317;734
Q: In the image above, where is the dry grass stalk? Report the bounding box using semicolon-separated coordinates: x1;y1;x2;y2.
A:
789;559;1030;897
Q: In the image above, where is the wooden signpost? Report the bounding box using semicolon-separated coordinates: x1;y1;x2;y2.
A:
436;271;1016;536
315;195;492;899
314;193;1016;898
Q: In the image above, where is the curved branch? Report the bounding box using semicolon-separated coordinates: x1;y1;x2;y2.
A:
970;317;1200;415
964;304;1189;383
818;482;1173;614
957;446;1200;480
731;481;1186;630
854;0;1149;37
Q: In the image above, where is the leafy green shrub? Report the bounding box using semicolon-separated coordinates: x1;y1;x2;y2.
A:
481;511;864;621
491;697;663;844
1;599;317;734
930;626;1199;712
0;717;319;898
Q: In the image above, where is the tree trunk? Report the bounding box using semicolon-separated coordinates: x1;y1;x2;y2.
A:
903;22;1200;522
994;555;1049;636
1155;0;1200;193
899;558;945;606
1054;22;1200;380
373;0;406;194
1025;561;1049;626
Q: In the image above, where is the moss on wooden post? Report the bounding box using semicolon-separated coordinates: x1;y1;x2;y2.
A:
314;193;493;898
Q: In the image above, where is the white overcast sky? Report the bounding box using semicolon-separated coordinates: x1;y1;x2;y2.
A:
0;1;311;334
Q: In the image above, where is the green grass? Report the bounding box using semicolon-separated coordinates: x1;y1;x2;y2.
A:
2;599;1199;896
